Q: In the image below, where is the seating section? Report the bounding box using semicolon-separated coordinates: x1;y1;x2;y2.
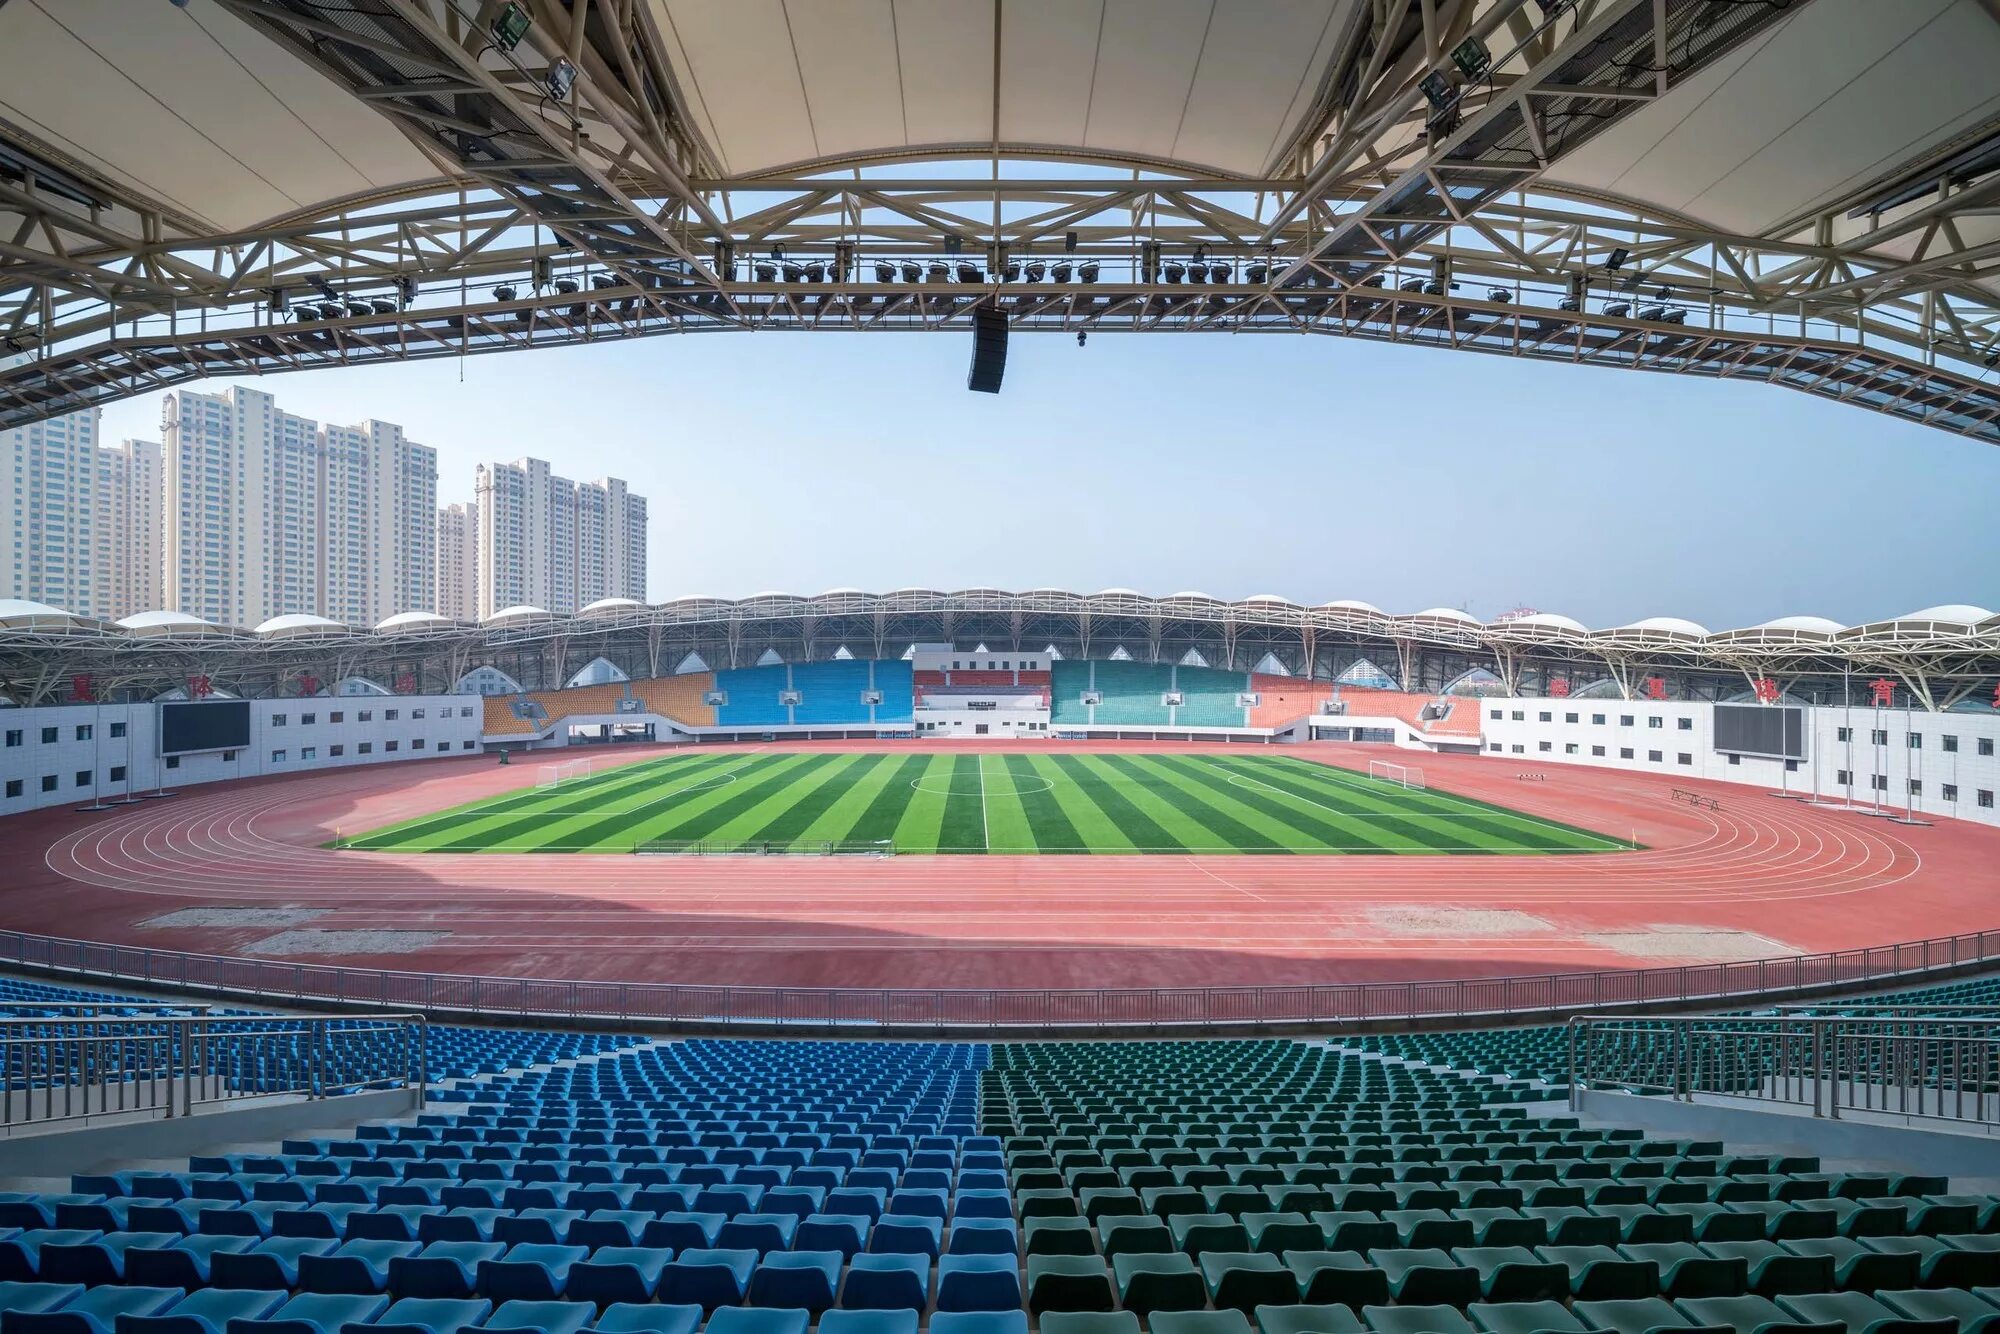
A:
1246;681;1479;738
483;697;541;737
1248;679;1332;731
871;661;914;724
713;667;793;728
1171;669;1250;729
630;677;720;729
790;663;878;726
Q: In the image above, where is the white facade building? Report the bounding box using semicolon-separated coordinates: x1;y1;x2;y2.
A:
475;457;645;618
163;387;436;626
1;408;104;617
98;439;163;621
436;501;478;622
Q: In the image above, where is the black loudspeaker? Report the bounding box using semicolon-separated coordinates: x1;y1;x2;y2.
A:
967;304;1008;394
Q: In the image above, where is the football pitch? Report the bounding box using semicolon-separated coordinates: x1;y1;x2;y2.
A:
336;751;1628;855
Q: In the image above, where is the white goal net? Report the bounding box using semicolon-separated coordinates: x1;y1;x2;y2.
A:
1368;759;1426;790
537;757;594;789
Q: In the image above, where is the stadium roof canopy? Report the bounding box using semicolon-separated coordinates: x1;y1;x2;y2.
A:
1;0;1997;440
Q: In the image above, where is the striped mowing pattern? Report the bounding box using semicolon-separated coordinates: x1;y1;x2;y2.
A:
336;752;1628;855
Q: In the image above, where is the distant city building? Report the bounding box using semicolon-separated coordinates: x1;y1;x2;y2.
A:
163;386;436;626
0;408;104;616
475;457;645;618
437;501;478;621
99;439;163;620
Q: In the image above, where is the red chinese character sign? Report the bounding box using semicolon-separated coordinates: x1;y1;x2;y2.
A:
296;674;320;698
1751;677;1781;705
1548;678;1571;698
68;674;94;704
394;672;417;695
1641;676;1669;701
188;675;213;700
1868;678;1897;709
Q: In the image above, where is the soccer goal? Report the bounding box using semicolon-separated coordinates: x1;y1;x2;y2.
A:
537;757;594;789
1368;758;1426;790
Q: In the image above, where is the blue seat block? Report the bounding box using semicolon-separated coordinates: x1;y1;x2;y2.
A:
345;1211;433;1244
226;1293;388;1334
0;1199;82;1231
937;1254;1024;1313
486;1301;590;1334
491;1214;580;1248
869;1217;941;1258
126;1237;258;1290
9;1286;182;1334
953;1194;1015;1222
702;1311;807;1334
886;1193;947;1222
564;1248;669;1307
297;1240;420;1294
564;1214;648;1251
818;1311;918;1334
358;1297;491;1334
211;1238;335;1291
115;1289;285;1334
0;1284;84;1320
44;1233;182;1286
271;1208;363;1243
795;1217;869;1260
747;1251;841;1313
584;1304;700;1334
637;1217;721;1253
418;1213;504;1246
53;1204;131;1235
931;1314;1030;1334
715;1216;795;1258
0;1232;101;1282
838;1254;929;1312
655;1249;757;1312
946;1220;1019;1257
477;1245;587;1302
824;1191;886;1223
389;1243;505;1300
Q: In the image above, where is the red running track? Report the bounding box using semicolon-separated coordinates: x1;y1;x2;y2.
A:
8;740;1999;991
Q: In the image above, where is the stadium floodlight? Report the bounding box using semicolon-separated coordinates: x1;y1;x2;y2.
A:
544;57;577;103
1451;35;1492;81
1400;277;1425;293
345;301;371;318
1185;262;1206;285
1638;304;1667;320
1606;247;1631;272
1246;262;1267;283
753;261;777;282
1360;273;1386;288
1050;262;1072;282
1422;280;1444;296
956;262;982;283
590;273;618;290
491;2;532;51
782;262;804;282
803;262;825;283
927;262;950;283
1209;263;1230;284
1004;262;1021;283
369;298;397;315
492;284;516;301
874;262;896;283
900;262;921;282
293;305;321;322
1079;261;1099;282
1024;262;1046;282
1162;262;1184;284
1489;288;1511;303
1557;294;1580;312
552;278;578;295
1663;308;1688;324
1603;300;1631;317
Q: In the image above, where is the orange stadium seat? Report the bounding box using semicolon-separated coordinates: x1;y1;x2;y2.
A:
629;673;719;727
481;695;541;736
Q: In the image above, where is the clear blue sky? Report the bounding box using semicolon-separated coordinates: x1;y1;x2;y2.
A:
98;331;2000;629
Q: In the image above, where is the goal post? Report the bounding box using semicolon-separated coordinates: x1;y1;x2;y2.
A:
1368;758;1426;790
537;757;594;789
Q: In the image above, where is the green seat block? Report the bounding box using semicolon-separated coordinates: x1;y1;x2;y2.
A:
1252;1303;1364;1334
1359;1304;1476;1334
1467;1299;1587;1334
1777;1291;1956;1334
1573;1297;1730;1334
1691;1242;1830;1298
1674;1294;1843;1334
1310;1213;1397;1254
1866;1235;2000;1289
1453;1246;1568;1303
1878;1287;2000;1334
1802;1199;1907;1239
1374;1248;1481;1308
1732;1204;1838;1241
1245;1213;1322;1256
1200;1252;1299;1313
1025;1217;1096;1257
1778;1238;1919;1293
1113;1252;1206;1315
1592;1207;1694;1244
1659;1205;1764;1244
1282;1252;1389;1309
1459;1210;1548;1248
1388;1211;1476;1250
1537;1246;1660;1302
1026;1255;1116;1314
1266;1187;1334;1216
1149;1313;1254;1334
1039;1313;1143;1334
1100;1217;1175;1260
1885;1200;1983;1237
1618;1244;1744;1299
1172;1213;1252;1259
1208;1188;1269;1217
1523;1209;1620;1247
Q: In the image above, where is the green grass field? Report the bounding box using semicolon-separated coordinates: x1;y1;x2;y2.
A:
336;751;1627;855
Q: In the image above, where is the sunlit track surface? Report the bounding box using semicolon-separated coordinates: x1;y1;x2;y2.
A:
14;741;1997;990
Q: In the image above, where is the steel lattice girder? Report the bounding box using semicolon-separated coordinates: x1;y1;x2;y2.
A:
2;0;1996;438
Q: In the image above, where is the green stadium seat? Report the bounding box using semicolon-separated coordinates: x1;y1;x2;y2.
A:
1200;1252;1299;1313
1253;1304;1366;1334
1536;1247;1659;1302
1149;1313;1255;1334
1775;1291;1956;1334
1673;1294;1843;1334
1114;1253;1208;1314
1360;1303;1477;1334
1777;1237;1919;1292
1374;1248;1481;1308
1025;1256;1116;1313
1695;1242;1832;1297
1878;1288;2000;1333
1466;1299;1588;1334
1573;1296;1730;1334
1452;1247;1569;1303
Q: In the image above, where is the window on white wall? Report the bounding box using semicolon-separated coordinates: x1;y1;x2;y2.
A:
271;714;286;727
109;722;125;739
1677;718;1693;731
271;750;286;764
1837;727;1852;742
1979;739;1994;758
4;780;19;798
1981;790;1994;809
1590;745;1604;757
1648;750;1662;762
1871;774;1889;791
1943;784;1958;802
1943;735;1958;753
1620;748;1634;760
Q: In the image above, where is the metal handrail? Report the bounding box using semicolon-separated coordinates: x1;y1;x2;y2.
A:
0;923;1995;1033
1568;1012;2000;1128
0;1012;426;1132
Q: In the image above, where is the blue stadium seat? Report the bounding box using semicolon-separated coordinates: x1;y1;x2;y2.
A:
115;1289;286;1334
584;1305;700;1334
361;1297;491;1334
7;1285;182;1334
389;1243;504;1301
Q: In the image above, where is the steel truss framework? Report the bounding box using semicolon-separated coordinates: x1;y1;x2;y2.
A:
3;0;1997;439
3;591;1994;712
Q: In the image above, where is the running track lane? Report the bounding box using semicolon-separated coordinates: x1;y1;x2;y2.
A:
6;740;1997;990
